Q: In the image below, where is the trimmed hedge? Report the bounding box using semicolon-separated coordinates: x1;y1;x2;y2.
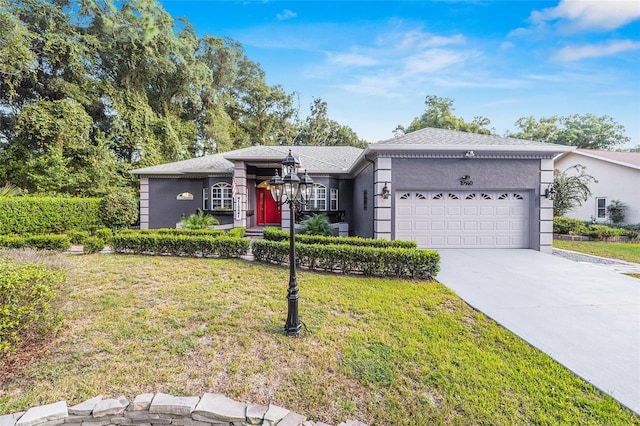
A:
554;217;639;239
0;197;101;235
0;262;65;351
118;228;226;237
263;227;418;249
252;239;439;279
0;234;72;251
111;233;249;258
83;237;105;254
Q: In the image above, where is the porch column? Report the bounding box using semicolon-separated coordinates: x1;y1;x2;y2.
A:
539;158;554;253
374;157;392;241
233;161;247;228
139;177;149;229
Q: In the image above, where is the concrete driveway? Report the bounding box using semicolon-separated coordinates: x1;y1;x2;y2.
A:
436;249;640;414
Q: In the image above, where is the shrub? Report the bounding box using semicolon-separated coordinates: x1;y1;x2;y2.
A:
252;239;439;279
582;224;626;240
67;230;90;245
227;227;246;238
94;228;113;244
83;237;105;254
263;226;418;248
553;217;587;235
0;234;72;251
111;233;249;258
606;200;627;223
118;228;226;237
0;261;65;351
180;210;220;229
0;197;100;235
298;214;333;236
99;190;139;231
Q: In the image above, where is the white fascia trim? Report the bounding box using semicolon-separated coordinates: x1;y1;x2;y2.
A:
559;150;640;171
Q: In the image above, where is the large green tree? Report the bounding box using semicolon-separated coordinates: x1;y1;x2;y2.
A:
295;98;367;147
396;95;494;136
0;0;339;196
507;114;630;149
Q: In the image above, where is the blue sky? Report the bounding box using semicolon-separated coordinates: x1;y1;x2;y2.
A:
158;0;640;148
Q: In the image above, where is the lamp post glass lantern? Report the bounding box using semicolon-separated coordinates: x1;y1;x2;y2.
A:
269;150;313;336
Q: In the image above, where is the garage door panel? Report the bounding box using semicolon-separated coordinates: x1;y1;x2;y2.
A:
431;221;445;231
446;206;461;215
479;206;494;216
479;221;494;231
464;221;478;230
447;221;462;231
396;190;529;249
397;221;412;231
414;221;429;231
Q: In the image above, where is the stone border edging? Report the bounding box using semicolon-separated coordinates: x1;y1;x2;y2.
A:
0;393;369;426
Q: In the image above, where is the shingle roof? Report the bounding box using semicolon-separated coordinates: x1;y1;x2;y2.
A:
572;149;640;169
131;127;575;176
130;153;234;175
373;127;568;148
223;145;364;173
131;145;364;175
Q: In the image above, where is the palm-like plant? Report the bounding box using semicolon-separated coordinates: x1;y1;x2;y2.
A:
0;183;23;196
180;210;220;229
298;214;334;236
552;165;597;217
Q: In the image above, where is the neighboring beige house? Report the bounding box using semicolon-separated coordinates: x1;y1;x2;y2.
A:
554;149;640;224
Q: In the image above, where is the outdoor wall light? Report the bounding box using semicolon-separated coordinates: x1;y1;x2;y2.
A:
176;192;194;200
269;149;314;337
543;184;556;201
381;182;390;199
464;150;476;159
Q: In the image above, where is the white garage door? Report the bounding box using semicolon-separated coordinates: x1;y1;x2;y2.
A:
396;190;530;248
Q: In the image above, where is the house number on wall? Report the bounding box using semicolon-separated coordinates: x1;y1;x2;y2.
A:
460;175;473;186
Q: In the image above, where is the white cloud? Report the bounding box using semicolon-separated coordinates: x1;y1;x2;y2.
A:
530;0;640;31
552;39;640;61
398;31;466;50
327;53;379;67
276;9;297;21
403;49;474;74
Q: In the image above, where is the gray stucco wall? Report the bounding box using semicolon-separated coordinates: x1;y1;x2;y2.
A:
391;158;542;249
149;178;205;228
351;162;375;238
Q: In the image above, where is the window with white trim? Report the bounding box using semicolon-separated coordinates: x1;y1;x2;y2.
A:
202;188;209;210
306;184;327;210
596;198;607;220
330;188;338;211
211;182;233;209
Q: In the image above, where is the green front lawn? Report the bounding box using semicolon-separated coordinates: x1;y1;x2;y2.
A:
1;253;636;425
553;240;640;264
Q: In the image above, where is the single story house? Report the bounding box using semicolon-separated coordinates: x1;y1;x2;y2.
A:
131;127;574;252
554;149;640;224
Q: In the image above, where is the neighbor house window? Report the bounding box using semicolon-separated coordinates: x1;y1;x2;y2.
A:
330;188;339;211
202;188;209;210
596;198;607;220
306;184;326;210
211;182;233;209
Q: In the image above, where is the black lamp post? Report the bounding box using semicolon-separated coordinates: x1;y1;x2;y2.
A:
269;150;313;336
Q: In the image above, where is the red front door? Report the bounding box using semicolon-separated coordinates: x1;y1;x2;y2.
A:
257;188;281;225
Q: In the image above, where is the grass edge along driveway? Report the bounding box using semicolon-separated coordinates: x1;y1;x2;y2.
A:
1;253;637;425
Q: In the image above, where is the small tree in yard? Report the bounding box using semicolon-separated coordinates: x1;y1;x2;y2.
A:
99;190;139;231
552;165;597;217
606;200;627;223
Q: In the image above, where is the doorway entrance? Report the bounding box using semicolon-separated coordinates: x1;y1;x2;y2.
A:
256;183;281;225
